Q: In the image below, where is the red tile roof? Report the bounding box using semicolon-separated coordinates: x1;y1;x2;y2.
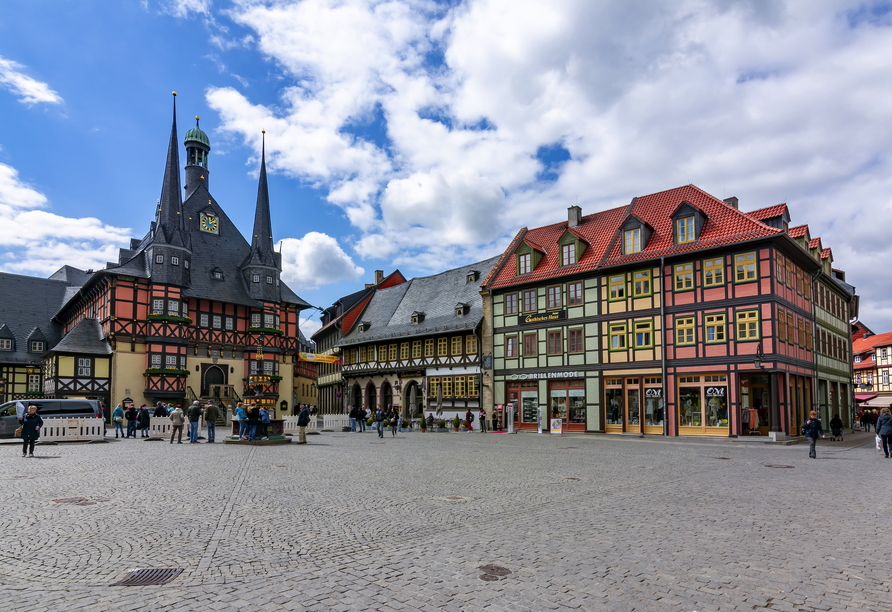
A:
820;248;832;259
788;224;809;238
486;185;782;289
808;237;822;250
852;331;892;355
747;203;788;221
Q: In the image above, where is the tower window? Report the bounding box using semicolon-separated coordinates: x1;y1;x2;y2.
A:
252;274;260;283
184;260;190;269
266;276;273;284
171;256;179;266
155;255;164;264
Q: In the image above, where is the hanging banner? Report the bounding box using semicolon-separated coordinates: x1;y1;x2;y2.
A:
298;352;341;364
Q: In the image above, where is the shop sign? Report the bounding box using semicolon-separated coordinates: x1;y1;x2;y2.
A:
508;371;578;380
520;309;567;325
706;387;725;396
399;371;424;378
550;418;563;435
645;389;662;397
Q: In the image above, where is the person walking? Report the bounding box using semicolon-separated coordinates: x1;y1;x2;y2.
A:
169;405;185;444
112;404;125;438
187;401;202;443
259;406;270;440
479;407;488;433
375;405;386;438
236;402;248;440
203;401;220;443
465;409;474;432
390;409;400;437
828;413;844;441
19;404;43;457
801;410;825;459
125;405;139;438
877;408;892;457
138;405;151;438
296;403;311;444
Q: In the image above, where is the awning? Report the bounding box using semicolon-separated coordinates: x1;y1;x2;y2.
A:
864;396;892;408
855;393;877;403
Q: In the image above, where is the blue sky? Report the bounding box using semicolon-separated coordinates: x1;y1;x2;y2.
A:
2;0;892;336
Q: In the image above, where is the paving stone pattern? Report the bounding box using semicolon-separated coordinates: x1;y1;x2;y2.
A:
0;432;888;611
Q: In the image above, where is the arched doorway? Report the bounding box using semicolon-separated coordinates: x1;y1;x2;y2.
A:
365;383;377;411
381;381;393;411
403;381;423;417
202;364;226;398
351;383;362;410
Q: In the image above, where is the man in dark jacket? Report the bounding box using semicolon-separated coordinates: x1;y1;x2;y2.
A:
349;405;358;432
187;401;203;443
801;411;825;459
375;405;386;438
296;404;311;444
125;405;139;438
203;401;221;443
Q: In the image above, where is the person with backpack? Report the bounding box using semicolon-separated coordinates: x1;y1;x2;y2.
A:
801;410;825;459
465;409;475;432
296;403;311;444
876;408;892;457
112;404;125;438
375;404;386;438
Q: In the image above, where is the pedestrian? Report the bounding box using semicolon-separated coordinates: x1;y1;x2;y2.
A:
857;410;865;431
828;413;844;441
800;410;825;459
390;409;400;437
236;402;248;440
349;405;358;432
465;409;474;432
310;405;317;416
19;404;43;457
125;405;138;438
138;404;151;438
358;408;367;432
296;403;311;444
375;404;386;438
112;404;125;438
877;408;892;457
203;401;220;443
246;404;260;440
259;406;270;440
479;407;488;433
169;405;185;444
187;401;202;443
153;402;168;418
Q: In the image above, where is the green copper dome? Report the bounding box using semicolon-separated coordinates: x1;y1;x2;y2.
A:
184;116;210;148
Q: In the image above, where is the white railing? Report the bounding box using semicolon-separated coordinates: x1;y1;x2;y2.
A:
149;416;174;437
323;415;350;430
39;417;105;442
282;416;318;433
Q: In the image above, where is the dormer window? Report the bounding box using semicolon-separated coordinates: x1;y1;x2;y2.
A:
0;339;12;350
31;341;44;352
212;268;224;281
359;321;371;332
467;270;480;283
455;303;469;316
518;253;531;274
558;229;588;267
411;311;425;324
561;243;576;266
671;202;706;245
624;229;641;254
515;241;545;276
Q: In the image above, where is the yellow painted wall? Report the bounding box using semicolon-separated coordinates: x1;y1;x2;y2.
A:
59;356;75;377
112;349;146;406
95;358;110;378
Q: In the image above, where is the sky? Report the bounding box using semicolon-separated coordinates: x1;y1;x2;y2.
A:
1;0;892;338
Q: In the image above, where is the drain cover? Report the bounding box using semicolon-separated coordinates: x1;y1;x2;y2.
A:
765;464;795;469
480;573;501;581
110;568;183;586
478;565;511;576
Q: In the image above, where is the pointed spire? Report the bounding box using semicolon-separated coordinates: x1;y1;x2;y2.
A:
247;131;277;268
156;92;186;247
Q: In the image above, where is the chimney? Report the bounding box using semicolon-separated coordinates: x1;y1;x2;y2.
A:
375;270;384;284
568;205;582;228
723;196;739;209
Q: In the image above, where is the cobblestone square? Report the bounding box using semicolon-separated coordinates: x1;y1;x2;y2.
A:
0;431;885;611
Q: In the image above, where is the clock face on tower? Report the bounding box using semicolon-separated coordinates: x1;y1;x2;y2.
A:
199;212;219;234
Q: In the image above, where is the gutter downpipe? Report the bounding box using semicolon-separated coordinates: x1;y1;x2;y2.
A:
660;256;668;437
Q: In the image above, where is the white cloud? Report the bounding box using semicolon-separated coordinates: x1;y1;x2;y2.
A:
164;0;210;18
0;163;131;276
205;0;892;327
0;56;63;105
299;316;322;339
277;232;364;290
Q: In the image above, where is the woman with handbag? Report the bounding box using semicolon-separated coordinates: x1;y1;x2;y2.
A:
19;404;43;457
112;404;125;438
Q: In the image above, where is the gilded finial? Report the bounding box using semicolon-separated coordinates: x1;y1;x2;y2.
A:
262;130;266;134
172;91;177;96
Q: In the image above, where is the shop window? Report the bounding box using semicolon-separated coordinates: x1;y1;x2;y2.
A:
523;290;537;312
547;286;562;309
679;375;728;428
466;335;477;354
609;324;626;350
674;263;694;291
437;338;448;356
736;310;759;340
400;343;409;360
568;329;584;353
634;321;653;348
633;270;651;297
523;333;537;356
550;382;586;423
425;339;435;357
506;336;518;358
568;282;583;306
412;340;422;359
547;331;562;354
705;314;726;343
388;344;398;361
505;293;518;315
675;317;695;345
605;379;623;425
451;337;463;355
734;252;757;282
703;258;724;287
608;275;625;301
624;228;641;254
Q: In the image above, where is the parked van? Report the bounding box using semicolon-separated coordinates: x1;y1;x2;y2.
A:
0;399;103;438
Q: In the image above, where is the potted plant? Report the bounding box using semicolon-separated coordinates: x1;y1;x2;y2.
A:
420;414;427;432
453;414;461;432
460;419;469;432
435;419;447;432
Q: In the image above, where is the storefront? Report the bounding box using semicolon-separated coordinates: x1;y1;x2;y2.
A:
604;376;664;435
677;374;729;436
504;371;589;432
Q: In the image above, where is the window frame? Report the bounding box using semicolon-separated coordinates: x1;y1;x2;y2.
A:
633;320;654;349
568;328;584;353
504;293;518;315
522;289;537;313
523;333;537;356
547;285;562;309
735;309;760;341
734;252;758;283
568;282;583;306
547;330;563;355
561;243;577;266
608;275;626;301
676;216;695;244
632;270;652;297
518;252;531;275
609;324;627;351
675;316;695;346
624;229;641;254
505;335;518;358
673;263;694;292
702;257;725;287
704;313;727;344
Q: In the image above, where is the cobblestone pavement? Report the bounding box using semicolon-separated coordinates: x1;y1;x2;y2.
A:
0;430;888;611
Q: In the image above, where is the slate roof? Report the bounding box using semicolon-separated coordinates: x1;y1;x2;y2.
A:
337;257;499;347
50;318;112;355
0;270;83;364
485;184;782;290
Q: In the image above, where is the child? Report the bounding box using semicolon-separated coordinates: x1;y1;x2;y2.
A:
829;413;843;441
